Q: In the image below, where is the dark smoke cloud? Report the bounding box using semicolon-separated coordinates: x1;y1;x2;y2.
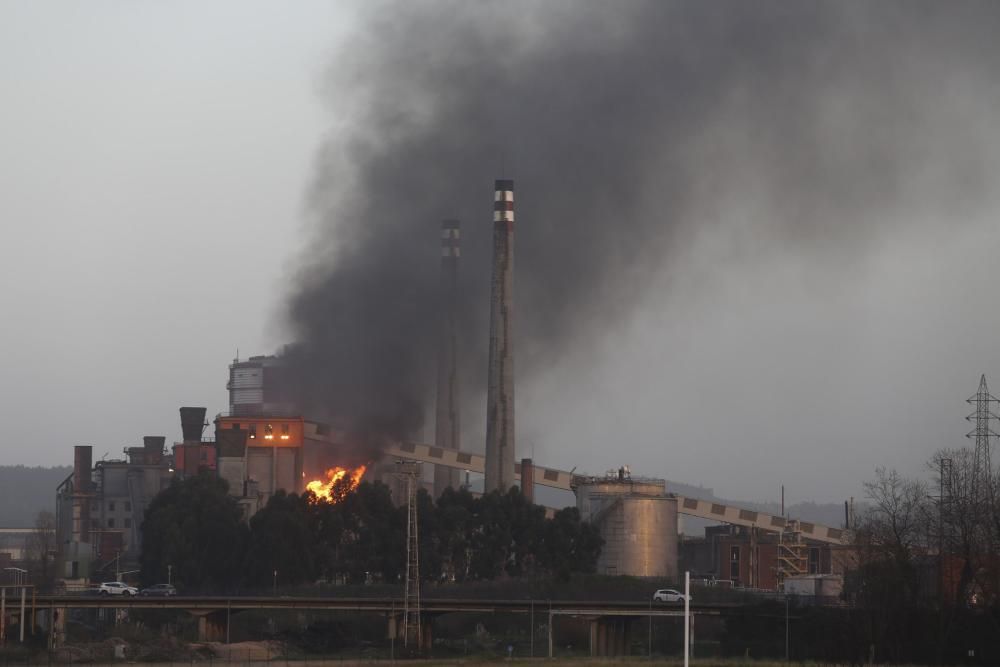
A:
286;1;1000;455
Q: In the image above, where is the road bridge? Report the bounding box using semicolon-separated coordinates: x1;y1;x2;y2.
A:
38;595;731;656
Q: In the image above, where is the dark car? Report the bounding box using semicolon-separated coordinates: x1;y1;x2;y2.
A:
139;583;177;597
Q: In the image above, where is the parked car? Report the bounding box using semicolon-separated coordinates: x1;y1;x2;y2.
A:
99;581;138;596
652;588;691;603
140;583;177;597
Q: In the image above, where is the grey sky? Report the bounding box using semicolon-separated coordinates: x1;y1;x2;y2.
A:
1;1;355;460
3;2;1000;507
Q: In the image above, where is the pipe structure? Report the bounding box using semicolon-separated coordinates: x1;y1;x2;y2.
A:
485;179;516;493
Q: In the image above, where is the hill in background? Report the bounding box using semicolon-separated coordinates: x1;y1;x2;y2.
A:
0;466;72;526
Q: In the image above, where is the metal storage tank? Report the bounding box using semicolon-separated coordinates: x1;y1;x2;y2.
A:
574;472;678;578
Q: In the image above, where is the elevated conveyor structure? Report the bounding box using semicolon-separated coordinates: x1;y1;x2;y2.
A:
368;437;847;545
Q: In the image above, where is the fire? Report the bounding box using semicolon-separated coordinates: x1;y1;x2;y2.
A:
306;465;367;503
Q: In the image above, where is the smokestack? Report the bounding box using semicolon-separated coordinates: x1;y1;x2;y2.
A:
434;219;462;497
485;179;516;493
73;446;93;543
143;436;165;465
73;446;92;493
521;457;535;504
179;407;207;443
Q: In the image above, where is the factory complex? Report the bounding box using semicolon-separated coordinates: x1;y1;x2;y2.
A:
53;179;850;593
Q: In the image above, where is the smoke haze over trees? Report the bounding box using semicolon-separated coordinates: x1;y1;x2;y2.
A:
285;1;1000;484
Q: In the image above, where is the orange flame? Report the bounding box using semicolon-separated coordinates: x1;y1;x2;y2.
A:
306;465;367;503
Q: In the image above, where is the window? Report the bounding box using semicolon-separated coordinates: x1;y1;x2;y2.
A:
280;423;290;440
232;423;240;430
729;546;740;580
108;518;115;528
124;518;132;528
124;502;131;512
264;423;274;440
248;424;257;439
809;547;820;574
108;501;115;511
90;519;98;530
200;450;207;462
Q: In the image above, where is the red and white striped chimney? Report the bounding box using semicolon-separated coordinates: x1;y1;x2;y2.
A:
485;179;515;493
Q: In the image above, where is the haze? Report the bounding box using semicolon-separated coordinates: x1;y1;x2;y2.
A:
3;1;1000;506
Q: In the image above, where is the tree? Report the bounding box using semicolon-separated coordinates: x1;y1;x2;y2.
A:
433;487;477;582
140;472;247;593
326;481;405;584
244;490;316;589
25;511;57;592
540;506;603;581
848;467;931;663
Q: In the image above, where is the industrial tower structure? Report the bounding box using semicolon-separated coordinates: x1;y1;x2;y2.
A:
966;374;999;525
396;462;422;647
485;179;516;493
434;219;461;496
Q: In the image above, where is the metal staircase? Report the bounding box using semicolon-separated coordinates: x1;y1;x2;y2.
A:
776;520;808;584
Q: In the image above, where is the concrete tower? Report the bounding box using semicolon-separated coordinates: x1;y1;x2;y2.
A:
434;219;461;496
485;179;515;493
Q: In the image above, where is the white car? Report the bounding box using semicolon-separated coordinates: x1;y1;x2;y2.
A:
99;581;138;596
652;588;690;603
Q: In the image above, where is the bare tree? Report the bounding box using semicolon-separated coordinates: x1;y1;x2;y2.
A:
25;510;56;592
929;448;999;607
861;466;929;567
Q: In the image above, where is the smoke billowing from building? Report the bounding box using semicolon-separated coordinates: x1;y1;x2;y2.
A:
285;2;1000;459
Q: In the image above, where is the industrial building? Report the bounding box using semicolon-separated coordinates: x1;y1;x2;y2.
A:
227;354;294;417
214;414;305;516
679;522;848;589
52;177;852;591
55;439;174;584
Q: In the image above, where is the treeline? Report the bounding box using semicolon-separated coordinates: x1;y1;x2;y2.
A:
139;473;603;593
0;465;71;526
845;445;1000;664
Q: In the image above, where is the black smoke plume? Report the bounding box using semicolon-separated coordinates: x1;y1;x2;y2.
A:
285;1;1000;456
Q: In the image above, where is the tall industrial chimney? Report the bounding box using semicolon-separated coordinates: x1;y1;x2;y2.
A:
72;445;93;543
434;219;461;496
485;179;516;493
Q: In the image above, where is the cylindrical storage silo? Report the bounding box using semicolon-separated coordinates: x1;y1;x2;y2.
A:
574;478;678;578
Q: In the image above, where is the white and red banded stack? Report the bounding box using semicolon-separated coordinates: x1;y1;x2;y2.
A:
485;179;516;493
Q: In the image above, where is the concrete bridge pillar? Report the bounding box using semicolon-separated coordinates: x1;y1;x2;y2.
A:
589;616;632;657
386;612;433;651
195;610;227;642
50;607;67;648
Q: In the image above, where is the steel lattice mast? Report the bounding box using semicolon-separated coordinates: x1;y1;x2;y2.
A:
966;374;1000;514
397;462;421;648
